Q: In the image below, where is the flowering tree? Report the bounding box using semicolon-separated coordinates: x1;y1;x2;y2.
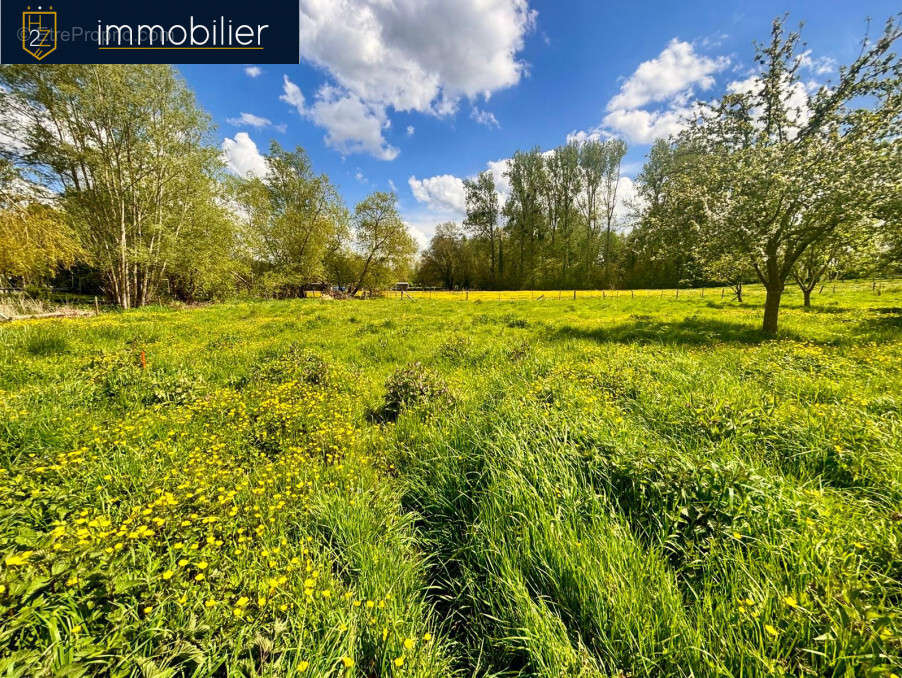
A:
674;17;901;333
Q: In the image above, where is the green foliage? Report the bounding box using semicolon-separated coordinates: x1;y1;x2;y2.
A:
378;362;451;422
0;286;900;675
350;192;417;295
231;142;348;298
0;203;83;287
646;17;902;333
0;65;223;308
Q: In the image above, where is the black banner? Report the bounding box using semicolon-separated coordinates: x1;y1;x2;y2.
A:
1;0;299;63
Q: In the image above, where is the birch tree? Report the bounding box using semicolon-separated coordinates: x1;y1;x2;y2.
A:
0;65;217;308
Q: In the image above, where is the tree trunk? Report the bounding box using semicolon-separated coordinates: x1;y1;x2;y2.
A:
762;285;783;335
803;289;811;308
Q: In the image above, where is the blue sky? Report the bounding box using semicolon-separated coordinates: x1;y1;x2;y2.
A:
178;0;899;246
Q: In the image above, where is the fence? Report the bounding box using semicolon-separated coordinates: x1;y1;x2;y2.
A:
389;279;901;302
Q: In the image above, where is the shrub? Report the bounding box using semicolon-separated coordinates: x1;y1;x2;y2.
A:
437;335;473;363
378;362;450;421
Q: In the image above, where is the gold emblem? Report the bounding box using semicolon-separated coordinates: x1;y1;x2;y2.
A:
22;6;57;60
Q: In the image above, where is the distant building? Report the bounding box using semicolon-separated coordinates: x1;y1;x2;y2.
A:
392;282;410;291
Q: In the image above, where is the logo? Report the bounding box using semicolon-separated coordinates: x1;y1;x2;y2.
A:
22;5;57;60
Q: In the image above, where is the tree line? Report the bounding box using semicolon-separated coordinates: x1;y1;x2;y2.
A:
417;16;901;333
0;65;416;308
1;15;900;334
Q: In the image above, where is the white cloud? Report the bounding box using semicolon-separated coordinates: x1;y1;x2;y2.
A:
601;108;691;145
565;128;606;145
221;132;268;178
607;39;728;111
485;158;511;202
572;38;729;145
408;155;511;221
406;125;415;136
291;0;535;159
279;75;306;114
613;176;638;223
725;73;817;134
280;76;398;161
298;0;536;115
408;174;467;214
471;107;500;127
798;50;835;75
308;86;399;160
403;219;432;250
244;66;262;78
388;179;398;192
226;112;273;128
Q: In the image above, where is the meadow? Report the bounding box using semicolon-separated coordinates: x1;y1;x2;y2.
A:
0;283;900;677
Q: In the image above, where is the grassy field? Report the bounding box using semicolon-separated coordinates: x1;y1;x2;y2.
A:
0;285;901;677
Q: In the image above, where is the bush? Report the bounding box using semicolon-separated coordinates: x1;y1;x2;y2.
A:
377;362;450;421
437;335;473;363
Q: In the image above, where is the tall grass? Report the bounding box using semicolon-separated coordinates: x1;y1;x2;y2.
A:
0;286;899;675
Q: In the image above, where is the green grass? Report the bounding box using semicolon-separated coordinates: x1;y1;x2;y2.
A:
0;283;900;676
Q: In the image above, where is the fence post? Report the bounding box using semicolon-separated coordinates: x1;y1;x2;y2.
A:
94;296;100;314
573;290;576;300
466;289;469;301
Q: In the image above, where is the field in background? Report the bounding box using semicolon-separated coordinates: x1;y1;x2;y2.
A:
397;278;901;302
0;287;900;676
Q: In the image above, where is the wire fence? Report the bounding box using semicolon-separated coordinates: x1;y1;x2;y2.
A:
388;279;902;302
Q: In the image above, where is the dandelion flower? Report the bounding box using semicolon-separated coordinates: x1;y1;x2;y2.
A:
162;569;174;580
764;624;778;637
341;656;354;668
5;551;33;566
403;637;414;650
394;656;404;667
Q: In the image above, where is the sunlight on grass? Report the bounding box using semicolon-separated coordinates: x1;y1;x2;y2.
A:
0;286;900;676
